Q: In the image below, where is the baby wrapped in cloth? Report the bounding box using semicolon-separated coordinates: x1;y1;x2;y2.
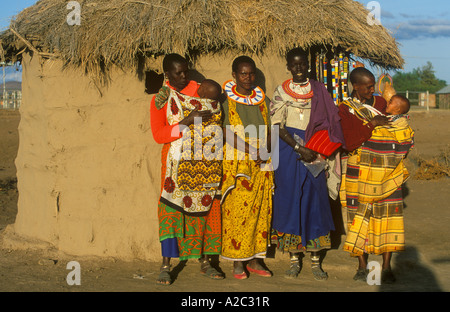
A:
160;82;223;215
349;94;414;204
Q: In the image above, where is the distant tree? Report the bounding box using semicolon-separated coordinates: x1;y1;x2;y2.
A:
393;62;447;93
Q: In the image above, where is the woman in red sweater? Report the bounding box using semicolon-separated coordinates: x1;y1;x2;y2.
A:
150;54;224;285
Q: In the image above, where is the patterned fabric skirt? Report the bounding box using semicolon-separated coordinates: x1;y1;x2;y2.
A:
158;199;222;260
158;143;221;261
341;155;405;257
271;231;331;253
221;163;273;261
343;187;405;257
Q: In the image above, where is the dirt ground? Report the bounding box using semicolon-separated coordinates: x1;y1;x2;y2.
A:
1;108;450;297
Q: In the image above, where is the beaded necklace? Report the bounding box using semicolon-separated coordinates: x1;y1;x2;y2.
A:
282;79;314;100
223;80;265;106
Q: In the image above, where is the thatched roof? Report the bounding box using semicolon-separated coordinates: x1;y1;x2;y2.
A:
1;0;404;81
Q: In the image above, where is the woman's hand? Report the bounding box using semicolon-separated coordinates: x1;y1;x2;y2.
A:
296;146;318;163
369;115;390;127
279;126;317;162
179;108;213;127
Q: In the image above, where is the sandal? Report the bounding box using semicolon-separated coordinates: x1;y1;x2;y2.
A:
381;268;396;284
246;264;272;277
353;268;369;282
285;257;301;279
233;271;248;280
156;265;172;286
311;253;328;281
233;262;248;280
200;259;224;280
311;265;328;281
201;265;225;280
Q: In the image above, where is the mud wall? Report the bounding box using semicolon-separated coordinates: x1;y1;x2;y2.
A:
4;53;289;261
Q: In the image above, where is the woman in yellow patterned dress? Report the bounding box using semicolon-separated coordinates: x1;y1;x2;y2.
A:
221;56;274;279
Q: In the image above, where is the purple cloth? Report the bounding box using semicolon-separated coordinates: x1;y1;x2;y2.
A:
305;80;346;149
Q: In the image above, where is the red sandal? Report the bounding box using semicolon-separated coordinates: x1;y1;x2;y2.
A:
246;264;272;277
233;271;248;280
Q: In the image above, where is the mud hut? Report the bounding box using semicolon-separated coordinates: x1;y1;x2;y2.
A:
0;0;403;261
436;85;450;109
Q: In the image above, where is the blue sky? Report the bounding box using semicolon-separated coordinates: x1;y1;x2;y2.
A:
358;0;450;84
1;0;450;85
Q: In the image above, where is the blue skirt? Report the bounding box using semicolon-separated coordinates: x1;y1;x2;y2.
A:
272;127;335;243
161;238;179;258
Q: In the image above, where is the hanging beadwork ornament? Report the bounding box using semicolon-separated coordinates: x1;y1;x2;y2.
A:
316;54;320;83
343;56;349;98
313;50;350;104
331;59;337;104
339;53;344;102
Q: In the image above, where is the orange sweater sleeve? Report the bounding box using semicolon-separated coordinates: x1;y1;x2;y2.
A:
150;96;182;144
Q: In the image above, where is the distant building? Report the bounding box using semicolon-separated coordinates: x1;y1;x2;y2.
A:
0;81;22;109
436;85;450;110
418;92;436;108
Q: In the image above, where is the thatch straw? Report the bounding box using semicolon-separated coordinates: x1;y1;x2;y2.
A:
0;0;404;83
414;158;450;180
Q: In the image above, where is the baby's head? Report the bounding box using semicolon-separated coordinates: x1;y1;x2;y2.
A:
198;79;222;101
386;94;410;115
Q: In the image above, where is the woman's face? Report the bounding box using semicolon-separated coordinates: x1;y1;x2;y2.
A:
353;75;375;103
287;55;309;83
232;62;256;95
166;61;189;91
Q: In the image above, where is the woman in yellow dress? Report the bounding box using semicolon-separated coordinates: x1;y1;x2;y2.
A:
221;55;274;279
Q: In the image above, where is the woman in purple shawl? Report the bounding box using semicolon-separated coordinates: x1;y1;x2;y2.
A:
270;48;345;280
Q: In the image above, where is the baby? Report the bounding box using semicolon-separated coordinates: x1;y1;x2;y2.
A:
197;79;222;101
155;79;222;111
386;94;410;122
381;94;414;148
